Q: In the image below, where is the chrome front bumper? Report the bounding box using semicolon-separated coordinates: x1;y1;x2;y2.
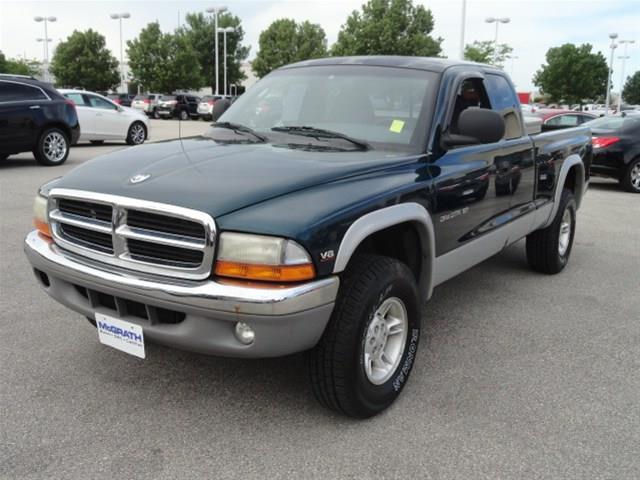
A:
24;231;339;357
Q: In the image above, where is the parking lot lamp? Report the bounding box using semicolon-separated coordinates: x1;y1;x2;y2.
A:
605;33;618;115
617;39;635;112
485;17;510;65
110;13;131;93
36;38;52;78
206;6;228;96
34;16;56;82
218;27;235;96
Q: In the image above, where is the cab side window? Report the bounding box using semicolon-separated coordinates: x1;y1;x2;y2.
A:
63;93;87;106
485;74;523;139
546;115;579;127
87;95;117;110
450;78;491;134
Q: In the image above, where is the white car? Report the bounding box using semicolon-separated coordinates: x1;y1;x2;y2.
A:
59;89;150;145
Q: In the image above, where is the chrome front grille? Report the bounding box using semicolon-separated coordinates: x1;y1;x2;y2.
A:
48;189;216;280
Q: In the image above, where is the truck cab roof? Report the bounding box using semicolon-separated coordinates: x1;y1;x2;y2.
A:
283;56;503;74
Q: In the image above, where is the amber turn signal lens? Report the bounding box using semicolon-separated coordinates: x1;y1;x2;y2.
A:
34;219;52;238
215;260;315;282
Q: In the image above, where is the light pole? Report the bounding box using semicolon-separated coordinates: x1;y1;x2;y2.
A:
110;12;131;93
218;27;235;96
485;17;510;65
459;0;467;59
605;33;618;115
34;16;56;82
206;6;227;96
36;38;52;75
617;39;635;111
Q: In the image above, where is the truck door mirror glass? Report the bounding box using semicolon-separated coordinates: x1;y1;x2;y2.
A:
444;108;505;147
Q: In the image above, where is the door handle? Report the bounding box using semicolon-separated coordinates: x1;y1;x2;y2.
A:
29;105;41;110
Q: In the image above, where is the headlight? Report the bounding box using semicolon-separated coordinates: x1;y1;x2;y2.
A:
33;193;51;238
214;232;315;282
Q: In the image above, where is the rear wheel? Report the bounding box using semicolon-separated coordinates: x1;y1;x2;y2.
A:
308;254;421;418
126;122;147;145
33;127;69;166
152;108;160;120
526;188;576;274
620;158;640;193
179;109;189;121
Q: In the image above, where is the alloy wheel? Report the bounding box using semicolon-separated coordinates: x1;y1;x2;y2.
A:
43;132;67;163
363;297;408;385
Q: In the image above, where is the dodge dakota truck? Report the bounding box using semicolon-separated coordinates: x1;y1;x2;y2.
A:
25;57;592;418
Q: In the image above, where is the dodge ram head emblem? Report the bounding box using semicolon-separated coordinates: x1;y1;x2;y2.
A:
129;173;151;184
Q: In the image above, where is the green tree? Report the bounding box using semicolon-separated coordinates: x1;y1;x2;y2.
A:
50;30;119;90
252;19;327;77
533;43;609;105
464;40;513;67
181;11;250;92
622;71;640;104
331;0;442;57
127;22;204;93
0;51;41;76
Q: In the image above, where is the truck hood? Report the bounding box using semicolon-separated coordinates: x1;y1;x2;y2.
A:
54;136;413;217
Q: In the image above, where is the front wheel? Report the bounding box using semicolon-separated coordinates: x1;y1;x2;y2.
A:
620;158;640;193
126;122;147;145
152;108;160;120
179;110;189;121
33;127;69;166
526;188;576;274
308;254;421;418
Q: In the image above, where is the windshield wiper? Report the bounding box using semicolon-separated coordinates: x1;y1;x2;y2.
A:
212;122;267;142
271;126;370;150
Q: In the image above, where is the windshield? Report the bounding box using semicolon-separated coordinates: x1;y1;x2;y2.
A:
218;65;437;151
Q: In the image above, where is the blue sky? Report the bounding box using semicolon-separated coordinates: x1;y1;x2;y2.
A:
1;0;639;93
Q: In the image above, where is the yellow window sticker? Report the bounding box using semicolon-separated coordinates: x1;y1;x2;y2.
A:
389;120;405;133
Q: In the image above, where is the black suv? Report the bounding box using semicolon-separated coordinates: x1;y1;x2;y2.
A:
0;75;80;166
157;94;200;120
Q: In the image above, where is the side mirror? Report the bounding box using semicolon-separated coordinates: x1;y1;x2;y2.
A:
212;99;232;121
444;108;505;147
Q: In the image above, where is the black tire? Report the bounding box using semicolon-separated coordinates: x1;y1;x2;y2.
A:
33;127;70;166
526;188;576;274
126;121;147;146
152;108;160;120
179;109;189;121
309;254;421;418
90;140;104;145
620;157;640;193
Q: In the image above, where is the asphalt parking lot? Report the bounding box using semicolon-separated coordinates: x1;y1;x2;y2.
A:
1;120;639;479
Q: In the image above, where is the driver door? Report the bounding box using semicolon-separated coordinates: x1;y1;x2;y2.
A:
431;76;514;257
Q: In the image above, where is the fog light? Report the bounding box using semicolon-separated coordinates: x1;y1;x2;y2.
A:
235;322;255;345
